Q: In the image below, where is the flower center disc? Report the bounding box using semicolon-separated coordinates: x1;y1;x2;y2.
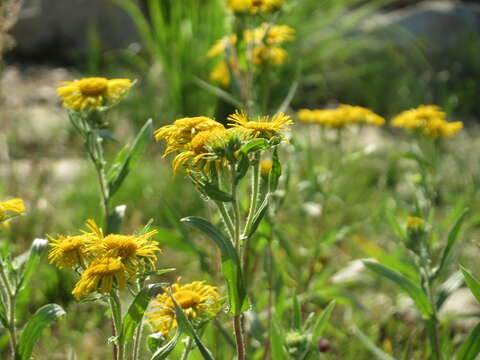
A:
79;77;108;96
172;290;201;309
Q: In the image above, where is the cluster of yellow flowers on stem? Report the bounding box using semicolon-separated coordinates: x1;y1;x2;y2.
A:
226;0;283;14
146;279;221;336
48;219;160;299
0;198;25;228
391;105;463;139
57;77;133;111
208;23;295;86
298;105;385;128
155;111;292;174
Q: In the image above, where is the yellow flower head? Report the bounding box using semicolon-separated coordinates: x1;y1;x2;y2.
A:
207;34;237;58
298;106;384;128
48;234;92;269
210;61;231;87
391;105;463;139
227;0;283;14
244;24;295;45
252;45;288;66
171;128;228;174
71;257;132;300
228;111;293;140
155;117;225;157
146;279;221;335
406;216;425;230
57;77;132;111
260;159;273;178
0;198;25;224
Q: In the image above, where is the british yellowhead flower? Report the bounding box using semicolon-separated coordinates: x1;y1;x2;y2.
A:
57;77;132;111
0;198;25;224
146;279;221;335
48;234;92;269
207;34;237;58
228;110;293;140
244;24;295;45
251;45;288;66
226;0;283;14
71;257;133;300
391;105;463;139
406;216;425;230
210;61;231;87
298;105;385;128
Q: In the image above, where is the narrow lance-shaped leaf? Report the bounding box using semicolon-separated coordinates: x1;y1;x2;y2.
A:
108;119;153;197
456;321;480;360
181;216;247;315
120;284;162;344
172;297;214;360
17;304;66;360
460;266;480;304
364;261;433;317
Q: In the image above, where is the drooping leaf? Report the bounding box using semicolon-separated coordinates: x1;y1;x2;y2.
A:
240;139;269;154
172;297;214;360
456;321;480;360
120;284;162;344
107;119;153;197
181;216;247;315
460;266;480;304
17;304;66;360
150;331;181;360
364;261;432;317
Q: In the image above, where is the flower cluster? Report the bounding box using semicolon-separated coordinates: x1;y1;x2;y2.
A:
297;105;385;128
48;219;160;299
57;77;132;111
208;23;295;86
146;279;221;336
0;198;25;228
391;105;463;139
155;111;292;175
226;0;283;14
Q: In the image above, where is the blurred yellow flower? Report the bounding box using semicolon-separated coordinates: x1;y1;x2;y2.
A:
48;234;92;269
252;45;288;66
228;111;293;139
146;280;221;335
0;198;25;224
57;77;132;111
244;24;295;45
298;105;384;128
210;61;231;87
207;34;237;58
406;216;424;230
391;105;463;139
72;257;132;300
155;117;225;157
227;0;283;13
260;159;273;177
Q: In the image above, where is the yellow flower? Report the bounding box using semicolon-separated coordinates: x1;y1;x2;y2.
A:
391;105;463;139
252;45;288;66
210;61;231;87
171;128;227;174
227;0;283;14
71;257;132;300
244;24;295;45
146;280;221;335
260;159;273;177
57;77;132;111
155;117;225;157
228;111;293;139
406;216;424;230
48;234;92;269
207;34;237;58
0;198;25;224
298;106;384;128
337;105;385;126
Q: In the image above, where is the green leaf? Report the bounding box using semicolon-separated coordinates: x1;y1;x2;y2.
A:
460;266;480;304
150;331;180;360
17;238;48;293
311;301;336;345
271;319;286;360
240;139;269;154
364;261;432;317
235;153;250;183
456;321;480;360
120;284;162;344
107;119;153;197
181;216;247;315
436;209;469;277
17;304;65;360
106;204;126;235
268;148;281;192
353;325;396;360
203;183;233;202
172;297;214;360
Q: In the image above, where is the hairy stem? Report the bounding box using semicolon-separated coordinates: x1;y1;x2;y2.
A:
243;154;260;237
0;264;16;359
109;292;124;360
234;314;246;360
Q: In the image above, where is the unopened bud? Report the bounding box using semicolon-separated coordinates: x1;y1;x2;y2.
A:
317;338;330;353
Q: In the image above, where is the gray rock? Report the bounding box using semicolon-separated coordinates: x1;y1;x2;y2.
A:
9;0;140;59
364;1;480;53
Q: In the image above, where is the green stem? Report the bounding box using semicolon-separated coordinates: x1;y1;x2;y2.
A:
243;154;260;237
180;336;194;360
234;314;246;360
231;166;242;252
132;317;143;360
109;292;124;360
0;264;16;359
216;201;235;240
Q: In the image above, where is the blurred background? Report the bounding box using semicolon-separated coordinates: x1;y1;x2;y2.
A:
2;0;480;358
